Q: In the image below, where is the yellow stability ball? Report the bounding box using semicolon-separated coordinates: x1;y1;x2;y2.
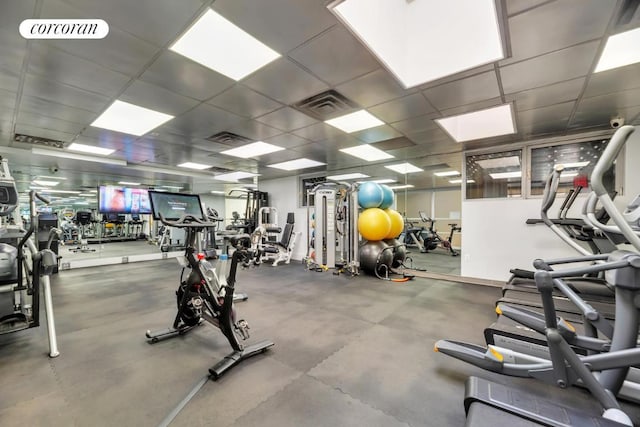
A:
358;208;391;241
384;208;404;239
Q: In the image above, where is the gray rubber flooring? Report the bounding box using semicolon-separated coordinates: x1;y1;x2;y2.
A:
1;259;638;426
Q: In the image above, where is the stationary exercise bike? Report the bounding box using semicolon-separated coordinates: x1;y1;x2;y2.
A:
418;211;461;257
145;206;273;379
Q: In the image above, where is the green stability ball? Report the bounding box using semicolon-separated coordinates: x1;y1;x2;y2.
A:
358;182;384;209
379;184;394;209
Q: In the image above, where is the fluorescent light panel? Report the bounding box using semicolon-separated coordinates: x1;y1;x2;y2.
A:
595;27;640;73
177;162;212;170
118;181;141;186
490;171;521;179
330;0;503;88
555;161;590;169
268;158;325;171
339;144;394;161
38;176;66;180
67;142;115;156
389;184;414;190
434;170;460;177
91;100;174;136
476;156;520;169
325;110;384;133
370;178;396;184
170;9;280;80
220;141;284;158
38;189;82;194
327;173;369;181
436;104;515;142
32;180;60;186
213;171;259;182
32;147;127;166
449;179;475;184
384;162;423;174
210;190;226;195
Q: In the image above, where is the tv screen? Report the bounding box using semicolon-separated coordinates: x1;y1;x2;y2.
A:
98;185;152;214
148;191;204;221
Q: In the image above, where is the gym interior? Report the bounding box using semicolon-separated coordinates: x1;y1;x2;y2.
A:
2;0;640;426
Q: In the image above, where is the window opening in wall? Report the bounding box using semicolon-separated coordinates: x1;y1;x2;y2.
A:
465;150;522;199
530;139;614;196
300;176;326;207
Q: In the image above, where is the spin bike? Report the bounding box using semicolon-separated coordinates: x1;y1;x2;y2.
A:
145;213;273;379
418;211;461;257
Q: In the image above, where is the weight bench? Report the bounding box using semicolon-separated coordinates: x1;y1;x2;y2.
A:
261;213;299;266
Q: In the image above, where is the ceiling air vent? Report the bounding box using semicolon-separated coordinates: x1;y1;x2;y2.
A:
206;131;253;146
14;133;65;149
293;90;358;121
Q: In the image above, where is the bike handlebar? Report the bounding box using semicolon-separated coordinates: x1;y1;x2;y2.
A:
158;212;221;228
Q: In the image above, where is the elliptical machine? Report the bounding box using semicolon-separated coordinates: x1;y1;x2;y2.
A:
145;190;273;380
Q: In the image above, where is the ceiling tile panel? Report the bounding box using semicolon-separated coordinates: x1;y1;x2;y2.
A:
0;28;29;75
140;51;234;101
255;107;317;132
390;114;440;136
423;71;500;111
503;0;615;65
226;120;284;141
352;125;402;144
212;0;337;54
263;133;310;149
28;43;130;98
368;94;436;124
418;64;496;90
120;80;199;117
516;101;575;135
207;85;283;118
291;122;345;142
505;0;553;16
162;104;245;138
0;89;17;111
570;87;640;128
336;69;409;108
79;128;137;147
289;26;380;86
16;112;85;134
0;67;20;93
22;74;110;113
243;58;329;105
506;77;585;111
571;105;640;130
19;95;97;124
59;0;206;47
500;41;599;93
407;127;453;145
439;97;505;117
583;63;640;98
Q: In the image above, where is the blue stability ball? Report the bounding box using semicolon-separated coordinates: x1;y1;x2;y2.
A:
379;184;394;209
358;182;384;209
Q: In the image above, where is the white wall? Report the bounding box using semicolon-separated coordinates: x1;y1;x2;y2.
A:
461;125;640;282
258;176;308;261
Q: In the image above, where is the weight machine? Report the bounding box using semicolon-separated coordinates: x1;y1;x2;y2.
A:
306;183;359;275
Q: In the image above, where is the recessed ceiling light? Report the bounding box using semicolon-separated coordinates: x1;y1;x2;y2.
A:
327;173;369;181
67;143;115;156
78;193;95;197
89;190;97;193
436;104;516;142
268;158;326;171
476;156;520;169
370;178;396;184
38;175;67;180
595;27;640;73
434;170;460;177
555;161;590;169
389;184;414;190
489;171;521;179
32;180;60;186
325;110;384;133
91;100;174;136
329;0;503;88
384;162;423;174
75;201;90;205
221;141;284;158
177;162;212;170
162;186;183;190
210;190;226;195
449;179;475;184
29;186;47;190
340;144;394;161
118;181;141;186
213;171;259;182
170;9;280;81
38;189;82;194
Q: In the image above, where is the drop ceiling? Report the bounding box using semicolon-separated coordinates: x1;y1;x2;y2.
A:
0;0;639;196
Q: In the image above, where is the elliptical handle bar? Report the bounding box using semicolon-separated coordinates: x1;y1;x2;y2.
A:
589;125;640;251
540;165;563;224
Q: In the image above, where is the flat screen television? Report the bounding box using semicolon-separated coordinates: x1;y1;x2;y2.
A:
148;191;204;221
98;185;152;214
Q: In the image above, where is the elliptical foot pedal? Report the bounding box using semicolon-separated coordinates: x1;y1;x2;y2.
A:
208;339;274;380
